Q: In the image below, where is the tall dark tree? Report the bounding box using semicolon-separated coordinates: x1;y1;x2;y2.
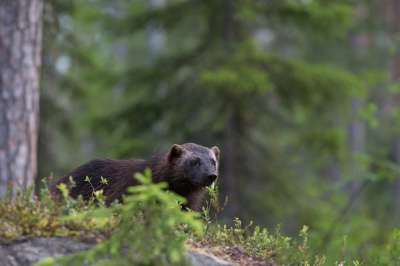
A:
389;0;400;216
0;0;43;197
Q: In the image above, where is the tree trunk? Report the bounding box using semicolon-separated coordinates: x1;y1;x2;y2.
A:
345;2;369;199
388;0;400;215
0;0;43;198
223;110;239;218
347;97;365;194
221;0;239;218
147;0;165;59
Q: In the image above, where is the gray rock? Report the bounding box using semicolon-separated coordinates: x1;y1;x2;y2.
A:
189;251;236;266
0;237;237;266
0;238;94;266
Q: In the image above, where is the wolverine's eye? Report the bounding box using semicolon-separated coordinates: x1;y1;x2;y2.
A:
190;158;200;166
211;159;216;166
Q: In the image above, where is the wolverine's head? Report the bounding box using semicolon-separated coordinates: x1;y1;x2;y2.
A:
167;143;220;187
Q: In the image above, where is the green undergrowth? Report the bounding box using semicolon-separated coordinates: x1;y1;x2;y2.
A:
0;177;113;242
199;186;326;266
1;172;400;265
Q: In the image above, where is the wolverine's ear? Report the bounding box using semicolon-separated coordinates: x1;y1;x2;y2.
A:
211;146;220;161
168;144;184;162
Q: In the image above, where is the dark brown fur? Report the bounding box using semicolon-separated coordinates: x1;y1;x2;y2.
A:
50;143;220;210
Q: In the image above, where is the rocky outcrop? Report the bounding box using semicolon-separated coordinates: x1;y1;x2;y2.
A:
0;237;236;266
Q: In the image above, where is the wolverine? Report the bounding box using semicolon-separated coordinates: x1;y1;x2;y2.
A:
51;143;220;210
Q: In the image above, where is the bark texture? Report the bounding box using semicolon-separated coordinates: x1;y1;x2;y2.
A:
0;0;43;197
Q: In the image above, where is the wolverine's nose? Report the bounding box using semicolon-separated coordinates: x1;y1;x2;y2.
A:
207;172;218;181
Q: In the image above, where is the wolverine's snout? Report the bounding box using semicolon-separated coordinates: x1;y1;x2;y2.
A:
207;172;218;181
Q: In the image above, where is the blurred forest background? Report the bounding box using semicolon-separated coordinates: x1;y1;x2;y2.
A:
35;0;400;263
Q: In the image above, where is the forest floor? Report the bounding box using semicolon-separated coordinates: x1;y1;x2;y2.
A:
187;239;277;266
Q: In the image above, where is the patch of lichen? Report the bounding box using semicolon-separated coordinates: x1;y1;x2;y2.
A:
0;178;117;243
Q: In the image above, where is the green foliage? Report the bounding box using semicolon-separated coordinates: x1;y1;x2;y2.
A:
3;173;400;265
358;102;378;128
0;179;111;242
365;229;400;265
254;0;354;38
201;184;228;236
37;170;203;266
200;186;325;265
197;186;400;265
333;235;368;266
